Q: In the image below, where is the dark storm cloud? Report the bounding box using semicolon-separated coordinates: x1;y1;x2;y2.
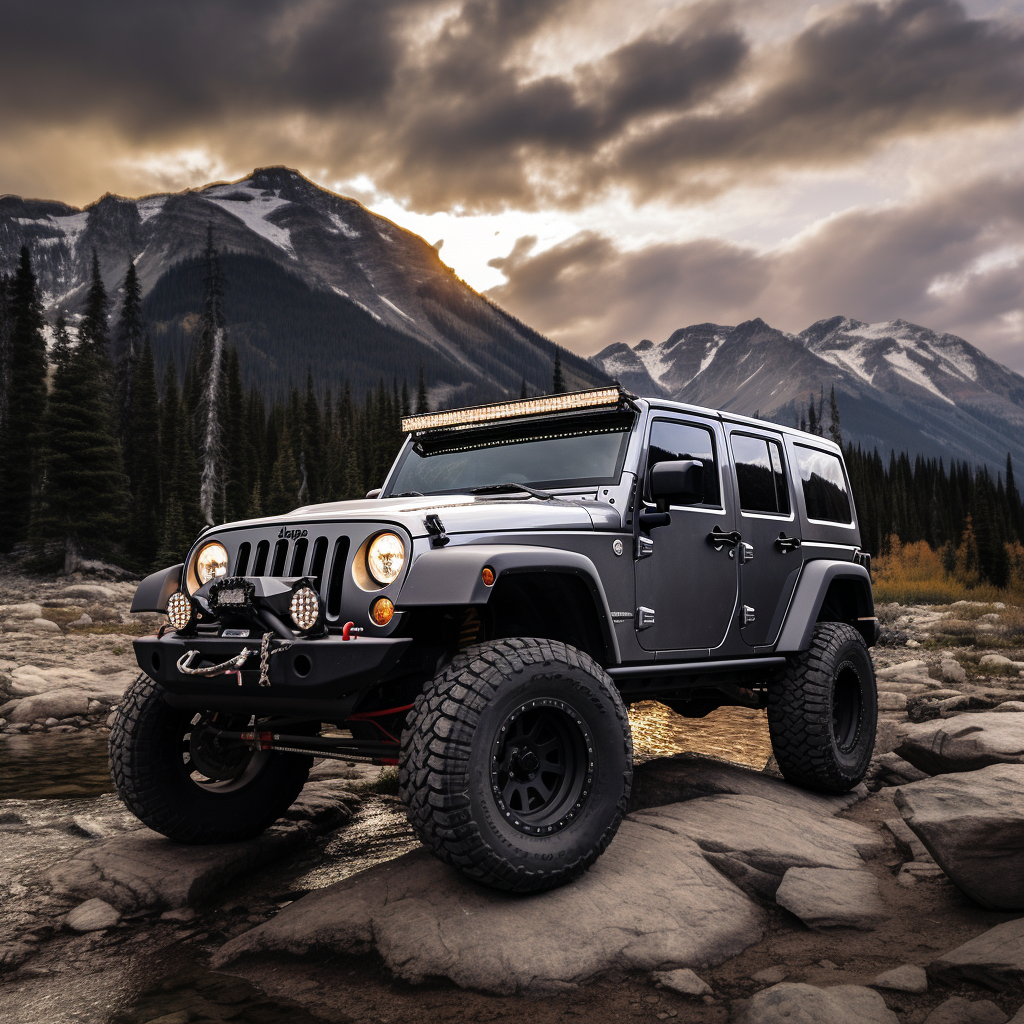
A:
3;0;1024;210
0;0;414;132
617;0;1024;196
486;176;1024;371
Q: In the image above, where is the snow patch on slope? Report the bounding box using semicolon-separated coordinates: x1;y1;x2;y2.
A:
883;350;955;404
380;296;413;321
137;197;166;224
328;213;360;239
204;183;294;254
815;344;874;385
635;342;671;385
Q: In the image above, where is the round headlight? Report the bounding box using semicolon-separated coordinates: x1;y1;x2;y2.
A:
167;591;193;631
195;542;229;587
290;586;320;632
366;532;405;585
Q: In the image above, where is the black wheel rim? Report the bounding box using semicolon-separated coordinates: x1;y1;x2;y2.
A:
832;661;863;753
182;714;268;793
490;697;593;836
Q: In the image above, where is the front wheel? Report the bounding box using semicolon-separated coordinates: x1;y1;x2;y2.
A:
399;639;633;893
109;674;311;843
768;622;877;793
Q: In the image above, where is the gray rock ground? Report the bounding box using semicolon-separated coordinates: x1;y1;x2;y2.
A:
732;982;899;1023
896;713;1024;774
930;917;1024;992
895;764;1024;910
871;964;929;993
924;996;1009;1024
216;817;767;995
775;866;889;930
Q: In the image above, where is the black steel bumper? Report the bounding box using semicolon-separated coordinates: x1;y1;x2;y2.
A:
133;633;412;717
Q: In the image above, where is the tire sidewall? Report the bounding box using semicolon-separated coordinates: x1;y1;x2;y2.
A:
828;632;877;779
464;653;630;872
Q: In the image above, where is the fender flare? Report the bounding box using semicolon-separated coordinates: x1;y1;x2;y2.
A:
775;560;874;652
130;563;184;614
397;544;621;664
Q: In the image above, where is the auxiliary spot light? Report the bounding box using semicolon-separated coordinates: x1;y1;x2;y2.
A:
167;591;193;631
290;586;320;632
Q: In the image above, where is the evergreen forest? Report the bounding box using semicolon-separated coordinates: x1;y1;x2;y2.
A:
0;243;1022;596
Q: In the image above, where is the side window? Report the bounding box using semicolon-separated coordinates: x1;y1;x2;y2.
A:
732;434;790;515
647;420;720;506
794;445;853;523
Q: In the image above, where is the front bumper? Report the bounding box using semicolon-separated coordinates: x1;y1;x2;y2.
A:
133;633;412;716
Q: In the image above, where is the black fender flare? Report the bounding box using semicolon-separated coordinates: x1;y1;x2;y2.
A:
130;563;184;614
396;544;621;664
775;560;874;652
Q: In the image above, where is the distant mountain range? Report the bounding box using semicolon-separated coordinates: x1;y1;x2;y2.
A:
591;316;1024;475
2;168;1022;474
0;167;606;403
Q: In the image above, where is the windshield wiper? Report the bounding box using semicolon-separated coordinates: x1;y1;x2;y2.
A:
469;483;555;500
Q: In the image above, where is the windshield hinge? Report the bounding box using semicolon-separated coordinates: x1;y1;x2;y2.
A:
424;514;450;548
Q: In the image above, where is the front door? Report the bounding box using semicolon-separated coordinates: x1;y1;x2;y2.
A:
728;428;802;647
634;415;739;653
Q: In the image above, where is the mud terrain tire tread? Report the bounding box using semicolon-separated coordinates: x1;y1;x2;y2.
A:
109;673;310;843
768;622;877;794
399;638;632;893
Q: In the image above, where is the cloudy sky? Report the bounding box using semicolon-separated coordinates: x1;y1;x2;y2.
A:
3;0;1024;370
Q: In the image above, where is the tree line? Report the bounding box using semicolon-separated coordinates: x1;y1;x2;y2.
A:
0;240;1021;587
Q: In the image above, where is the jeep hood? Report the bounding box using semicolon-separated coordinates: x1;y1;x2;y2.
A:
205;493;611;540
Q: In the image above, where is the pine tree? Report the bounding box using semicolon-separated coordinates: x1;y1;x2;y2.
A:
80;250;110;358
223;348;249;522
51;313;72;374
552;350;566;394
267;419;300;514
828;385;842;446
416;362;429;414
33;342;128;570
0;248;48;552
400;379;411;419
0;272;10;439
126;339;161;567
806;393;818;436
115;259;144;442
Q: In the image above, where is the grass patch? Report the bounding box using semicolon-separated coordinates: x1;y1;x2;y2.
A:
363;766;399;795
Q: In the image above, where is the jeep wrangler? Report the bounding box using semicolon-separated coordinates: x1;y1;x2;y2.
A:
115;386;877;893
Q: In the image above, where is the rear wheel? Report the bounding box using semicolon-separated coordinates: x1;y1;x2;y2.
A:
109;674;311;843
768;622;877;793
399;638;632;892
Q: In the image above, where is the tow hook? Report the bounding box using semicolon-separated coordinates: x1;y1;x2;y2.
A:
341;621;364;641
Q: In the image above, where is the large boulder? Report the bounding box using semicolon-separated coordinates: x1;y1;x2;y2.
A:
923;997;1008;1024
895;765;1024;910
895;713;1024;774
9;689;90;723
629;753;867;815
930;917;1024;992
216;817;766;996
732;983;899;1023
60;584;117;604
8;665;135;701
774;867;889;930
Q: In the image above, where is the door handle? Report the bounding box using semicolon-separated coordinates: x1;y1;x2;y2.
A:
738;542;755;564
707;526;742;551
776;534;801;553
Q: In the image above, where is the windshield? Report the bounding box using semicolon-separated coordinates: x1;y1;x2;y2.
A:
384;422;632;496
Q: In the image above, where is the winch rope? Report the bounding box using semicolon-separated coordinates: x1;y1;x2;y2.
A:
175;632;292;688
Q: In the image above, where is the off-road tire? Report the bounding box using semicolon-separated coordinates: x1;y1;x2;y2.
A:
768;622;877;793
399;639;633;893
109;673;311;843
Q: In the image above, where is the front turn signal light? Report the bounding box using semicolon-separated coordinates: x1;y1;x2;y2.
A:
370;597;395;626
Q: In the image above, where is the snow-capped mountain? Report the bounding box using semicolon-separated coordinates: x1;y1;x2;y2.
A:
592;316;1024;474
0;167;606;401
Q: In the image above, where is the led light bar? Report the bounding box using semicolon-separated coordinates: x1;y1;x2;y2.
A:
401;386;623;434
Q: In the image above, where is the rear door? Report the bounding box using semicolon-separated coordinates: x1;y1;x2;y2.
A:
728;429;802;647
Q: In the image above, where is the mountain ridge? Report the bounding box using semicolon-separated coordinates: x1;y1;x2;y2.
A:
591;315;1024;476
0;167;608;403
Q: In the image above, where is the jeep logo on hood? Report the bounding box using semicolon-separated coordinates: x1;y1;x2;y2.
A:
278;528;308;539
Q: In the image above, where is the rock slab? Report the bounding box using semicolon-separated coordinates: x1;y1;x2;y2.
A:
732;983;899;1024
653;967;712;996
930;917;1024;992
896;713;1024;774
775;867;888;930
216;817;766;996
65;898;121;933
871;965;928;993
895;764;1024;910
924;997;1008;1024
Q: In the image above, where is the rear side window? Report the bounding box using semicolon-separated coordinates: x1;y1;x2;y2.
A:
647;420;720;506
794;445;852;523
732;434;790;515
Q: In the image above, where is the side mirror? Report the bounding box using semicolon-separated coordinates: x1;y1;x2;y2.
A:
650;459;704;509
366;488;382;499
